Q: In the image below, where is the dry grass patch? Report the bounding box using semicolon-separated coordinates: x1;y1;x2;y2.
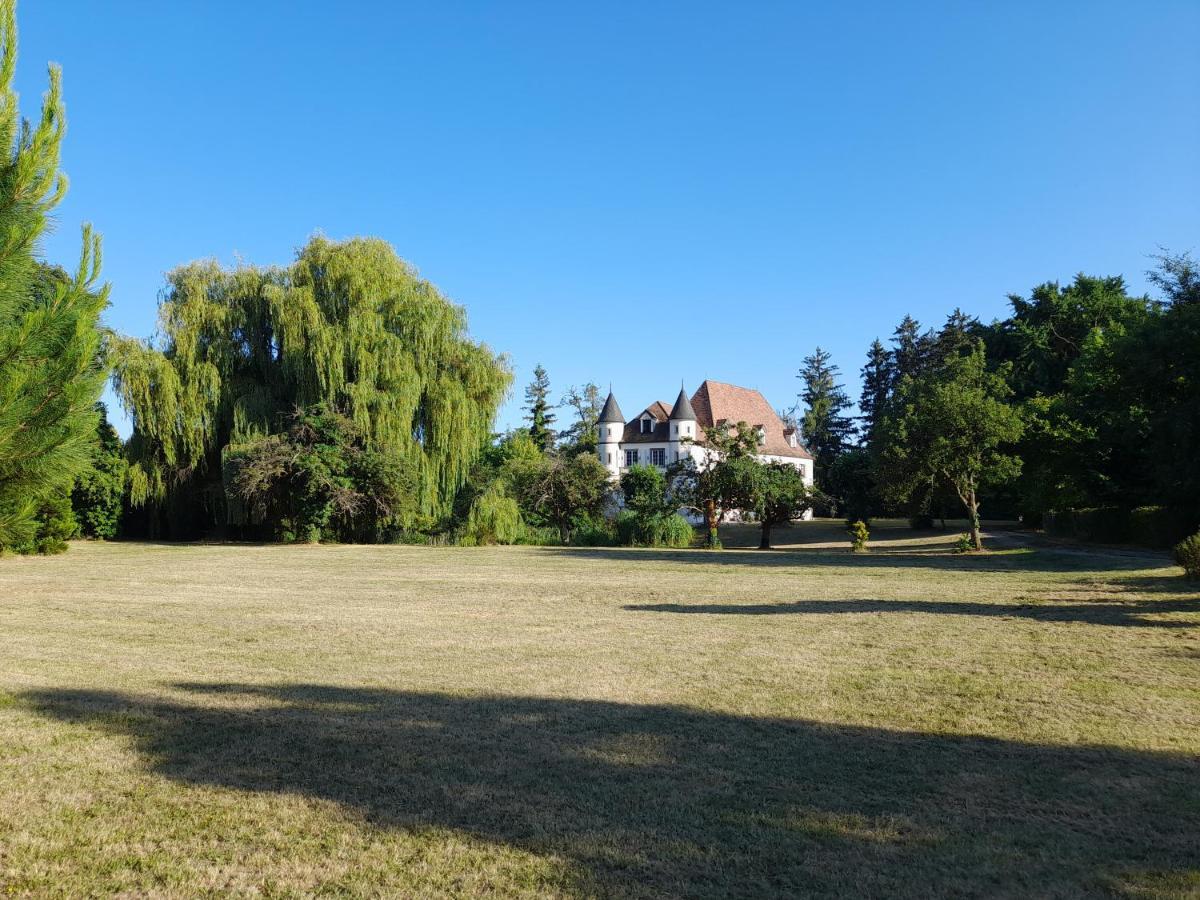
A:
1;520;1197;896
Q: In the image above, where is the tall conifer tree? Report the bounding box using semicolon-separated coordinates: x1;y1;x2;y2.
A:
523;364;556;452
0;1;108;550
797;347;855;478
858;339;892;446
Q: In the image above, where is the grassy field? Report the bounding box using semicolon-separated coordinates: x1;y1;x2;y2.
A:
1;520;1198;897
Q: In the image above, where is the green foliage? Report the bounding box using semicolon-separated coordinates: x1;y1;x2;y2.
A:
614;509;694;548
670;420;762;548
745;460;814;549
1043;506;1195;550
847;519;869;552
0;3;108;552
5;490;76;555
824;447;874;522
981;274;1157;519
523;364;556;453
570;513;617;547
616;464;694;547
1148;250;1199;307
954;533;975;553
1173;533;1200;579
462;483;522;546
71;404;127;539
876;341;1023;551
620;464;674;519
858;339;893;447
508;450;610;544
111;236;510;538
891;315;937;382
558;382;602;454
797;346;855;480
224;405;415;543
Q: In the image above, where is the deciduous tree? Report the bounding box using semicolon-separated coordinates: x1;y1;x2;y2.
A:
508;450;610;544
112;237;510;537
876;342;1023;550
671;421;761;549
558;382;602;454
745;461;814;549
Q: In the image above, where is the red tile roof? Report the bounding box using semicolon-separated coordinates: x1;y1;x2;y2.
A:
689;380;813;460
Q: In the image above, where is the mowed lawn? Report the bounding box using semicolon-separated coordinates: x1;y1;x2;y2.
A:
1;521;1198;898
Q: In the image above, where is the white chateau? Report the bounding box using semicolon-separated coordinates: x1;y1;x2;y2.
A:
597;380;814;489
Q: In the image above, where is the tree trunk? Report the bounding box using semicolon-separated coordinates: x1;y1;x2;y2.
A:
704;499;719;549
968;490;982;551
759;521;772;550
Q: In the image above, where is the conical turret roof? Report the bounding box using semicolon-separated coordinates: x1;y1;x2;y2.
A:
669;387;696;421
598;391;625;424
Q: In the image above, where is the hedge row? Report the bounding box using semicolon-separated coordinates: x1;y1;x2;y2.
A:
1043;506;1198;549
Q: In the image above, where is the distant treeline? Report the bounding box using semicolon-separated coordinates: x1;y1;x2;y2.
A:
795;253;1200;549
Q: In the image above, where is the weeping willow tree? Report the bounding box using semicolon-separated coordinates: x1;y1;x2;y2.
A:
0;0;109;551
112;236;511;538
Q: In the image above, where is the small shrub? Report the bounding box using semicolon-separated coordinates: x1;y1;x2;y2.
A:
848;520;869;552
463;485;522;546
513;525;560;546
616;510;694;548
572;515;616;547
10;493;77;555
954;532;974;553
1173;532;1200;579
655;513;696;549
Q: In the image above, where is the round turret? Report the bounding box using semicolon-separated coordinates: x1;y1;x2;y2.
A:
597;390;624;478
668;386;697;444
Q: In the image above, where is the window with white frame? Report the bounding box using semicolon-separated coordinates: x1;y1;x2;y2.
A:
641;417;653;434
650;448;666;467
625;449;639;467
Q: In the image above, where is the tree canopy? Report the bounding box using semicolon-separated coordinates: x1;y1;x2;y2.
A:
876;342;1024;549
112;236;511;537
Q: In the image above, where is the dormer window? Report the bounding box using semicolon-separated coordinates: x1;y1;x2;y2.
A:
641;417;653;434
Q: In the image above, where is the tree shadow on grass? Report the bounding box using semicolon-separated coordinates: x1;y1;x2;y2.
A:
623;596;1200;628
548;545;1178;577
23;684;1200;897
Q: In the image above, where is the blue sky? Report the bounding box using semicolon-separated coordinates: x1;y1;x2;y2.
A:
19;1;1200;436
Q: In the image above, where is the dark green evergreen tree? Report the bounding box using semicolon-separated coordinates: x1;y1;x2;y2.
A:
0;2;108;551
71;404;128;539
523;364;556;453
858;339;892;446
891;315;935;383
798;347;855;479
